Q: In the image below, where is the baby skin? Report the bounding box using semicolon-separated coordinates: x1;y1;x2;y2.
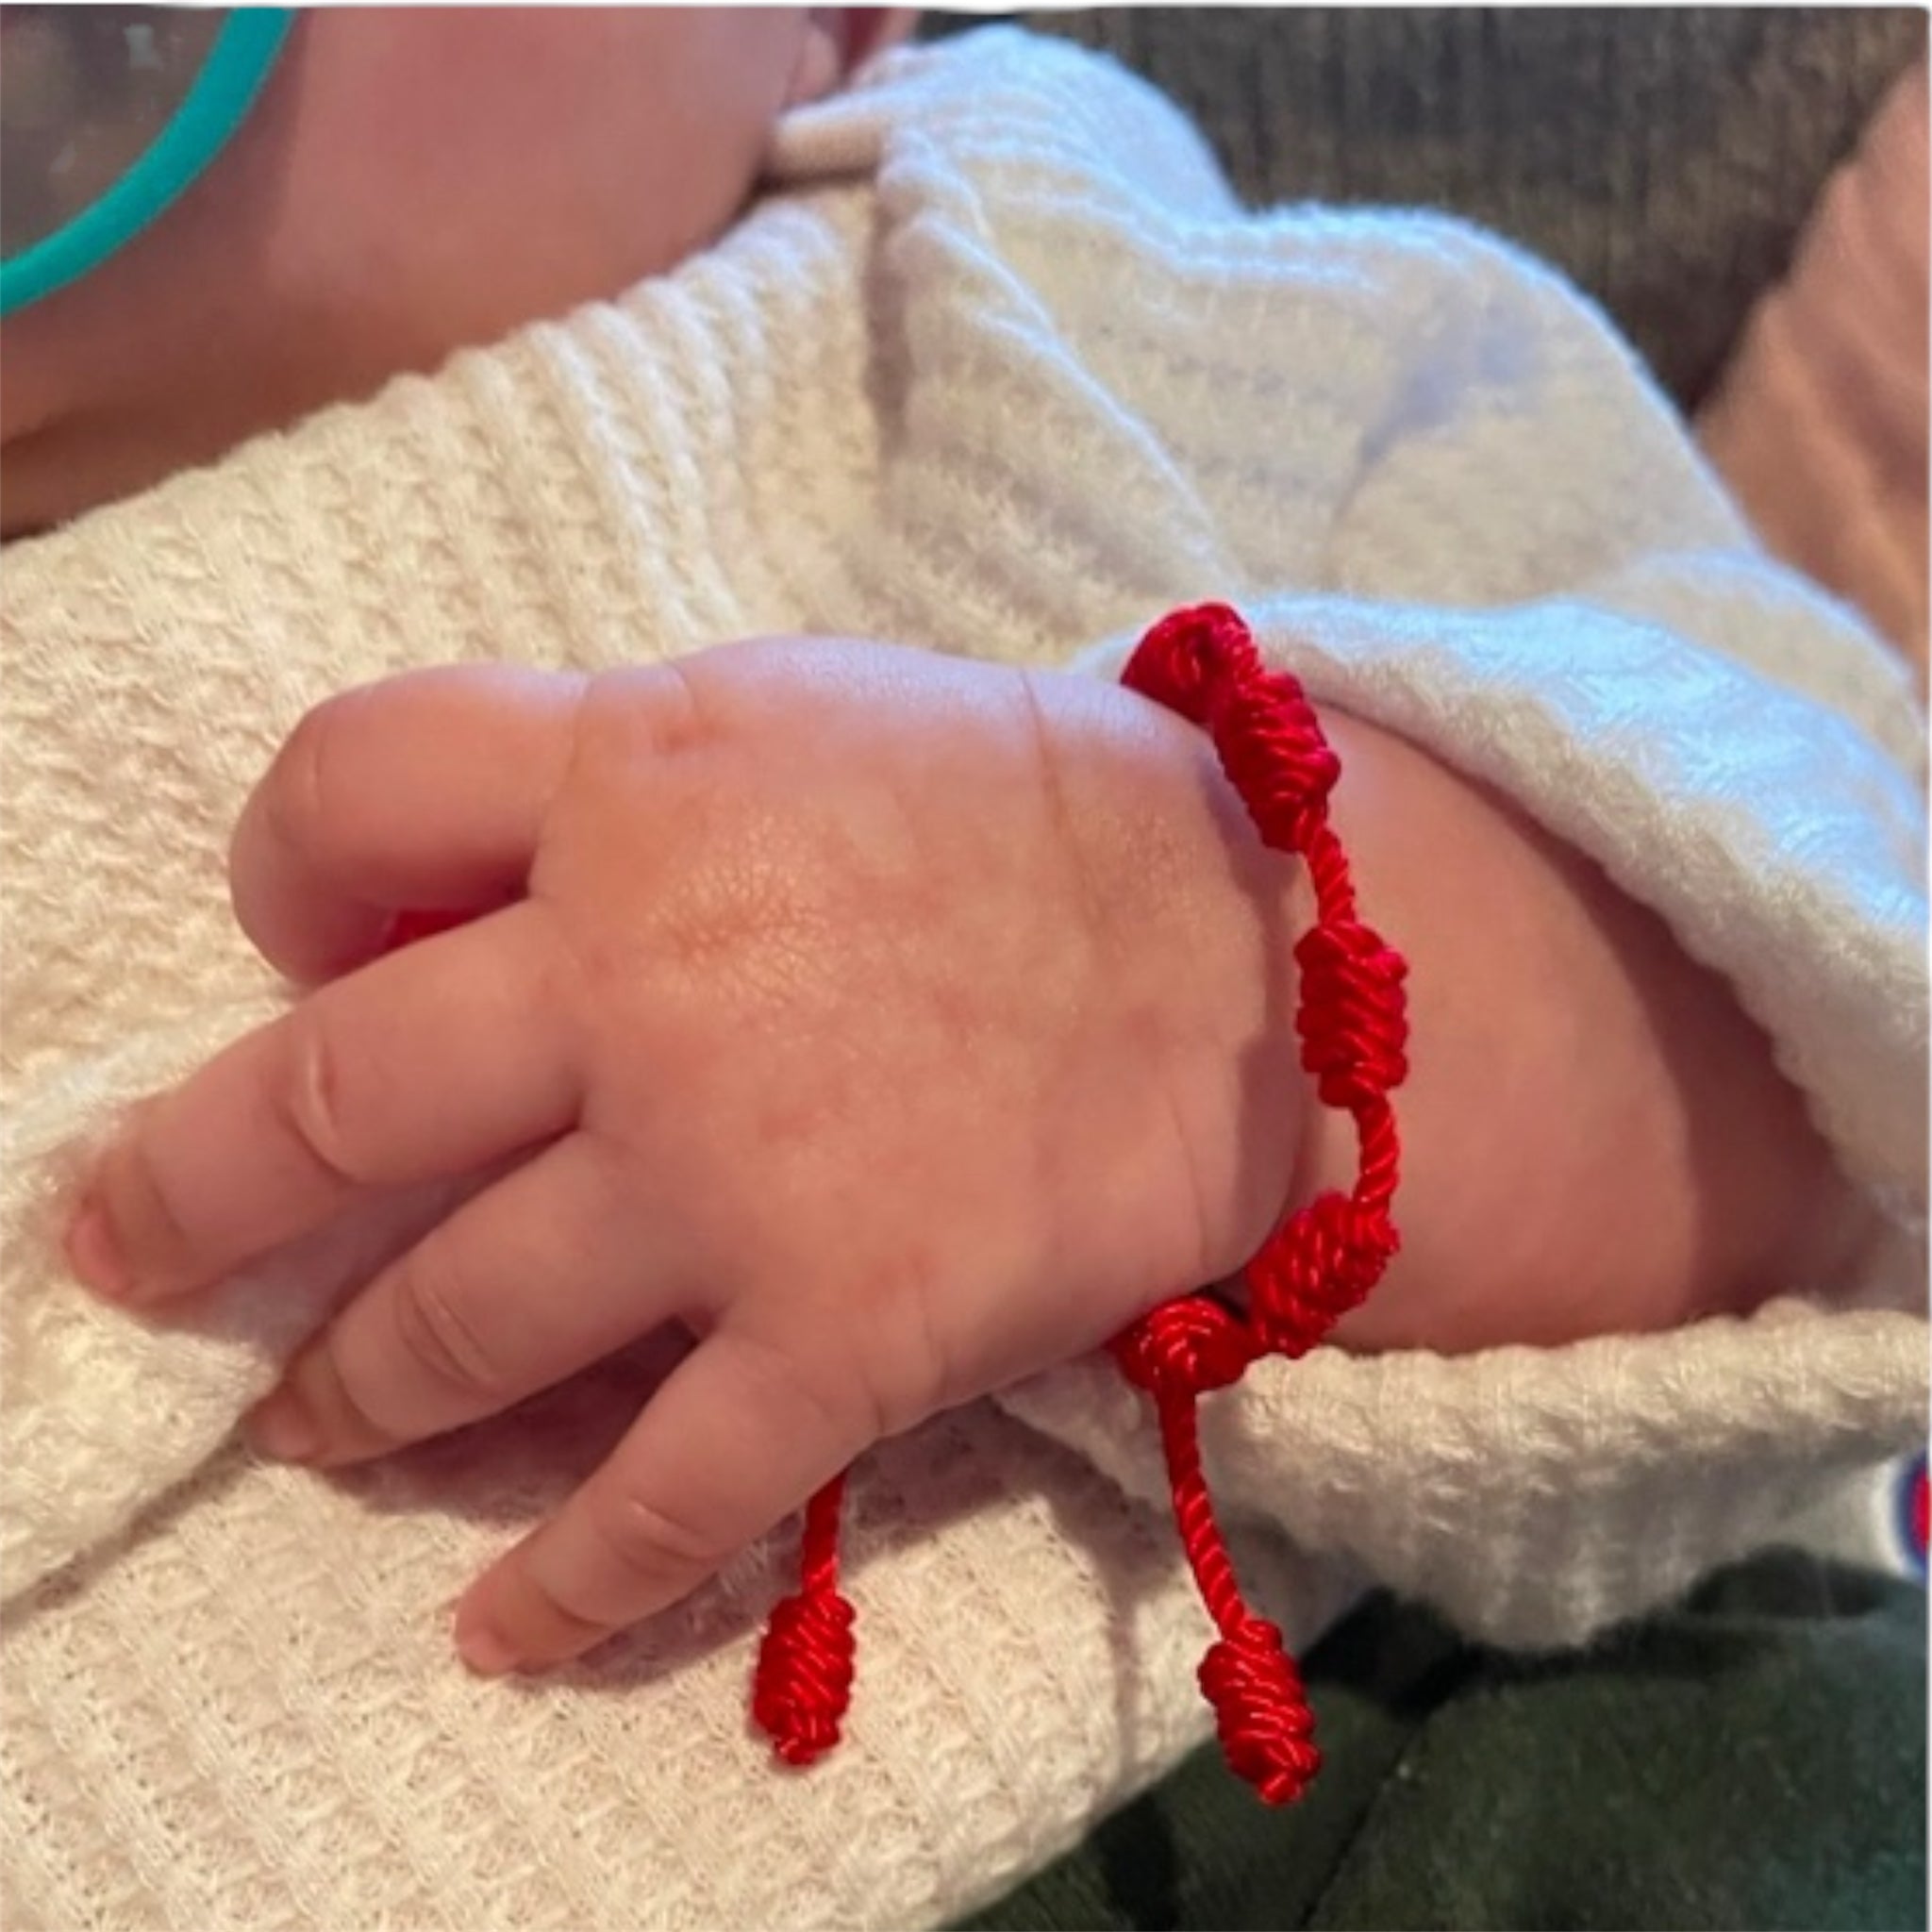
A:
7;10;1847;1681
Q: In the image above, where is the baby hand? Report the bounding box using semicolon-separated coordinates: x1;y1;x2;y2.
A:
65;639;1310;1674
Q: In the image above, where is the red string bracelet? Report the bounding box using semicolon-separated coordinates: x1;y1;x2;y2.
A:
751;602;1409;1803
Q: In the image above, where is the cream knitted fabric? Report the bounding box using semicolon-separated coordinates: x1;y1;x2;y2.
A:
3;29;1925;1931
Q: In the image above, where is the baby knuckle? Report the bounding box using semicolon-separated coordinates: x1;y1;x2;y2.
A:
722;1324;870;1446
308;1332;405;1451
386;1252;509;1402
274;1014;365;1188
587;1487;729;1589
885;1291;954;1438
641;658;712;758
104;1118;197;1271
268;691;361;844
774;1266;946;1444
593;658;716;764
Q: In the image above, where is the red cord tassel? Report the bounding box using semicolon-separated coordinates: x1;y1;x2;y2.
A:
751;604;1407;1805
752;1474;857;1765
1111;1295;1321;1805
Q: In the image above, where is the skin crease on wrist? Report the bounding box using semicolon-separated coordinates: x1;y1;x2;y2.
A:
8;6;1857;1365
1290;711;1860;1354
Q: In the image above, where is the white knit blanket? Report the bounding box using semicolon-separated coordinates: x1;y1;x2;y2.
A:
2;31;1924;1931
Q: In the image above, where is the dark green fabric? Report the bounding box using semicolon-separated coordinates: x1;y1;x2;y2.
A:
962;1552;1927;1931
922;10;1927;409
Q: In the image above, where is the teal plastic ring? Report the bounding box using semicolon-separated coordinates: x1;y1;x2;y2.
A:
0;8;296;318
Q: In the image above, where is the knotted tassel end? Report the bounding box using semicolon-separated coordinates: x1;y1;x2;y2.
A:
1198;1614;1321;1806
753;1586;857;1768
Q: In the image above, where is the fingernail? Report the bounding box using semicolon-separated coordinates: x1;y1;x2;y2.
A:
65;1201;134;1302
245;1388;323;1464
454;1608;521;1678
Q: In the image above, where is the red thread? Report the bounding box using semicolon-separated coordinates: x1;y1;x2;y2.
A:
1294;917;1408;1112
752;1474;856;1765
1110;1292;1257;1399
750;603;1407;1806
1247;1191;1399;1358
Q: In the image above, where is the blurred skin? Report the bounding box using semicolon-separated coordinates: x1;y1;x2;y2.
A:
1697;56;1929;689
1;8;889;533
8;10;1853;1680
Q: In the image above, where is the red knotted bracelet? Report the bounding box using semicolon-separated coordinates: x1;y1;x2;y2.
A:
751;602;1409;1804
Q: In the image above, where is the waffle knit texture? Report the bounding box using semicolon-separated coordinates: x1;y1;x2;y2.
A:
2;29;1926;1932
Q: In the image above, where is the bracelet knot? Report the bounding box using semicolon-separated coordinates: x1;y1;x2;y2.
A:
1293;915;1409;1110
1246;1191;1400;1357
1111;1294;1258;1402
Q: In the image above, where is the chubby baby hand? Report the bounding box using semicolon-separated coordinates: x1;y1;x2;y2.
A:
64;638;1309;1674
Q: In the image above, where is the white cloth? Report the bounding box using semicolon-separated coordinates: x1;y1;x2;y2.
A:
2;29;1924;1931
